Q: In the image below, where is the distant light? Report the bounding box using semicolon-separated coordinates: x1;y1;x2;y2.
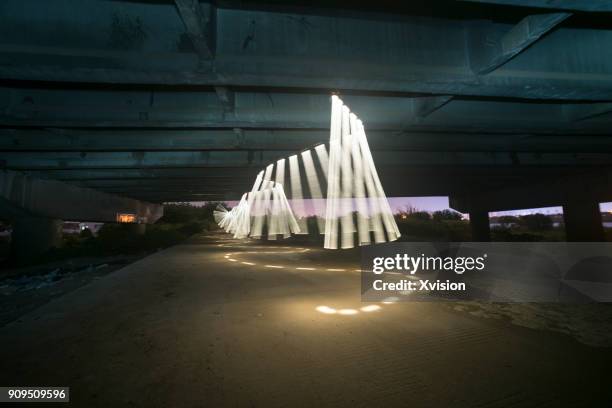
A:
316;305;337;314
116;213;137;223
338;308;358;315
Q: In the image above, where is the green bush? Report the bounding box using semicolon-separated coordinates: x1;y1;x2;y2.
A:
519;213;553;231
159;202;225;225
432;209;463;221
3;201;225;266
395;218;471;241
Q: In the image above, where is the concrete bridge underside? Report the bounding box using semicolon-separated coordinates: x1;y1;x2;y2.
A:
2;0;612;247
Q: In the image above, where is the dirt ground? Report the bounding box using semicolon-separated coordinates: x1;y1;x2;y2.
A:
1;232;611;407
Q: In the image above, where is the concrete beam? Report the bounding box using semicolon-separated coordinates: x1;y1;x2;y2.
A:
449;170;612;213
6;129;612;153
458;0;612;12
1;4;612;100
565;103;612;122
450;182;561;213
413;96;453;119
3;151;612;170
470;12;571;75
214;87;235;113
174;0;214;61
0;169;164;222
3;86;612;134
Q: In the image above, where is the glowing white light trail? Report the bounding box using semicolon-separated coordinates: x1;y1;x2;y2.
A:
215;95;400;249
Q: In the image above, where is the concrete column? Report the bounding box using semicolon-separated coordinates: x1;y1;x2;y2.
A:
563;199;604;242
469;210;490;242
11;217;63;261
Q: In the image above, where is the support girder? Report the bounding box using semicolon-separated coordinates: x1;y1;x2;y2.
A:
0;169;163;222
4;128;612;153
458;0;612;12
1;2;612;100
4;150;612;170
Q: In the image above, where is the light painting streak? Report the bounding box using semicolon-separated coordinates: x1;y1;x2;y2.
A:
215;95;400;249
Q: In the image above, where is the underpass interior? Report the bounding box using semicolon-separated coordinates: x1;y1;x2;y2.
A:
2;0;612;406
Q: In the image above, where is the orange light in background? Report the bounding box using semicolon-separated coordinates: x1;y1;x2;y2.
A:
116;213;137;223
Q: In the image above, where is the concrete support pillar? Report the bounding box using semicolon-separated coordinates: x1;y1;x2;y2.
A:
469;210;490;242
563;199;604;242
11;217;63;261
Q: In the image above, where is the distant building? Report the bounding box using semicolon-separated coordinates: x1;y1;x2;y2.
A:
62;222;104;236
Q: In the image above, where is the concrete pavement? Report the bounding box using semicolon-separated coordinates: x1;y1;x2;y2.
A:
1;232;611;407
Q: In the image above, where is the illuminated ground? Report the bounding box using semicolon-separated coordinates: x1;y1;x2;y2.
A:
1;232;611;407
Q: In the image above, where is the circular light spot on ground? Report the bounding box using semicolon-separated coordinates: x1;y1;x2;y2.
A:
338;309;359;315
315;305;337;314
360;305;381;312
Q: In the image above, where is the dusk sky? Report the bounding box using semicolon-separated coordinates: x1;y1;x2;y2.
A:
191;198;612;217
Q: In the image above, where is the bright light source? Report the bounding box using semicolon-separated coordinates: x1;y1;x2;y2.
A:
360;305;381;312
215;95;400;249
116;213;137;223
315;305;337;314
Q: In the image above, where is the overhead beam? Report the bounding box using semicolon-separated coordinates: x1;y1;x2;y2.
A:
470;12;571;75
5;128;612;153
22;167;260;181
174;0;215;61
20;165;586;202
4;151;612;170
23;165;576;180
564;103;612;122
449;171;612;213
3;56;611;100
1;11;611;100
458;0;612;12
0;169;163;222
4;87;611;133
413;96;453;119
214;86;235;113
